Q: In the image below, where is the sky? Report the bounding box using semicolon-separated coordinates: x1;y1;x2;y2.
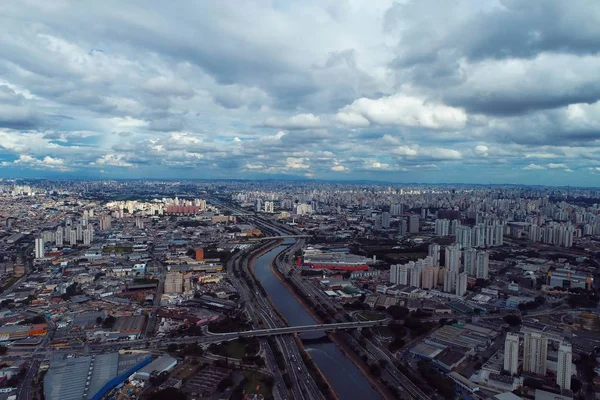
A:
1;0;600;186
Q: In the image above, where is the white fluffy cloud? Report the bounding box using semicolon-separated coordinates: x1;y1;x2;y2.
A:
336;94;467;129
263;113;322;129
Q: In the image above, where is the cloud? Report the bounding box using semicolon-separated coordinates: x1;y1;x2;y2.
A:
263;113;322;130
285;157;310;170
92;154;135;168
336;94;467;129
4;154;71;171
0;1;598;185
522;163;545;170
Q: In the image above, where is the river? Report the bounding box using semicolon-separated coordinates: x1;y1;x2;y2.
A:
252;240;382;400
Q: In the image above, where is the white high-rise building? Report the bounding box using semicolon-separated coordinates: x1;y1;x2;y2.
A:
463;248;477;275
410;265;422;288
445;244;462;272
523;332;548;375
476;251;489;279
390;264;409;285
435;219;450;236
443;269;456;293
557;342;572;391
390;204;403;216
55;228;63;247
504;333;520;375
428;244;440;266
408;215;420;233
264;201;275;213
381;212;391;229
472;223;486;247
34;237;44;259
455;272;467;296
83;229;92;245
69;229;77;246
421;266;438;289
456;226;472;248
99;215;112;231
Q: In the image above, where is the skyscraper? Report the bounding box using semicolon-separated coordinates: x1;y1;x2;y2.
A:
435;219;450;236
557;342;572;391
455;272;467;296
34;237;44;259
476;250;489;279
445;244;461;272
55;227;63;247
504;333;520;375
381;212;391;229
408;215;420;233
523;332;548;375
428;244;440;266
463;248;477;275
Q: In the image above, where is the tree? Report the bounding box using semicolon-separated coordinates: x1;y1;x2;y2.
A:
387;305;409;320
571;377;582;393
102;315;116;329
217;376;234;391
149;388;186;400
503;314;522;326
167;343;178;353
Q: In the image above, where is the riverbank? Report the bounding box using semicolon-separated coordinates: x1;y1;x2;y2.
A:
268;259;395;400
246;241;338;400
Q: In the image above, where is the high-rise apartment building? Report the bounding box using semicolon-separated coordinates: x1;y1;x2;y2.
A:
463;248;477;275
455;272;467;296
456;226;472;248
476;251;489;279
69;229;77;246
523;332;548;375
408;215;420;233
55;227;63;247
264;201;275;213
390;204;403;216
445;244;462;272
557;342;572;391
428;244;440;266
504;333;520;375
34;237;44;259
99;215;112;231
435;219;450;236
381;212;391;229
422;266;439;289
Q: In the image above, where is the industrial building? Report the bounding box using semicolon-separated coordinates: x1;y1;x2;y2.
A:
44;352;151;400
132;355;178;380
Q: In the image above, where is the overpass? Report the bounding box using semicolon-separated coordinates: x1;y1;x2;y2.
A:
207;320;385;337
250;235;312;240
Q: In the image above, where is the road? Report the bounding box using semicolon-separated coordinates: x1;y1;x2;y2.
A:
18;359;40;400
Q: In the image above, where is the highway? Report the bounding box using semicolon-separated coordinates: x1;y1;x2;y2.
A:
229;238;325;400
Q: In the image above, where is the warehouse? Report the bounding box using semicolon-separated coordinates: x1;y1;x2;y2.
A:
44;352;151;400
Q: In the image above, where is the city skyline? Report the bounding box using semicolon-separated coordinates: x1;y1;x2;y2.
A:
2;1;600;185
